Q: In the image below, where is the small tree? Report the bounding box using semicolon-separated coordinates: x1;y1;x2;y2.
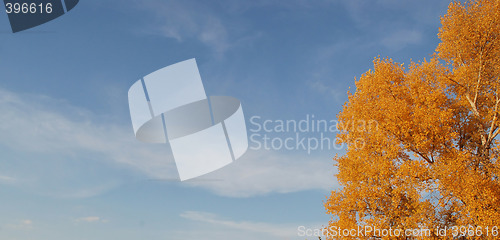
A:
325;0;500;239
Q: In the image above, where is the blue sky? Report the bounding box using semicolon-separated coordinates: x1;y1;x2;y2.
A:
0;0;451;239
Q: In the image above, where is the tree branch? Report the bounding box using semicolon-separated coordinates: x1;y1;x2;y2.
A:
465;93;487;145
486;96;500;147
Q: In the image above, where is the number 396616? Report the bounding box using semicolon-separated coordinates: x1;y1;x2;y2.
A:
5;2;53;14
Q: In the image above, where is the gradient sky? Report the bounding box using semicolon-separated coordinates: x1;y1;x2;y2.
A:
0;1;452;239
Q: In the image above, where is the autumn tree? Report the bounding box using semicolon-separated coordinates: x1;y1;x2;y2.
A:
325;0;500;239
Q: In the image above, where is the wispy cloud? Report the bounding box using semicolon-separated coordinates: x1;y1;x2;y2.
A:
0;174;16;184
308;80;346;103
340;0;447;28
180;211;298;238
184;150;336;198
338;0;447;52
57;182;121;199
381;29;423;50
74;216;109;223
0;87;337;198
0;87;177;197
131;0;269;56
135;0;230;55
5;219;33;230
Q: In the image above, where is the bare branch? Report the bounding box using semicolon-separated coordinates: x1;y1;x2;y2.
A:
465;94;487;145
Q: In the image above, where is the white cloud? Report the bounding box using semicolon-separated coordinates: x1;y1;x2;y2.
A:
57;182;120;199
180;211;298;238
184;150;336;198
131;0;269;57
381;29;423;50
21;220;32;225
0;87;337;198
74;216;108;223
0;174;16;184
177;211;328;240
5;219;33;230
338;0;446;52
308;80;346;103
135;0;230;55
340;0;447;28
0;89;177;179
0;87;177;197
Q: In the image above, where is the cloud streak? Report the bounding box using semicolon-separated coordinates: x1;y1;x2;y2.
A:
135;0;230;54
381;29;423;50
0;87;177;197
180;211;298;238
184;150;336;198
0;174;16;184
74;216;109;223
4;219;33;230
0;87;336;198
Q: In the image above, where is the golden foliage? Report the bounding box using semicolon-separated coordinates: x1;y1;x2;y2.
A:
325;0;500;239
